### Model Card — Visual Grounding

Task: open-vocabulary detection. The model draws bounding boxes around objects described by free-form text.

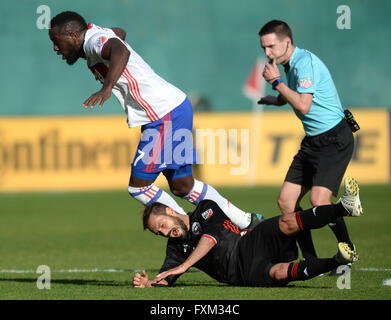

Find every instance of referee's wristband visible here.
[272,78,283,90]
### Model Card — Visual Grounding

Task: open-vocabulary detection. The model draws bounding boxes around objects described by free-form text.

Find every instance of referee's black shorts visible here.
[236,216,298,287]
[285,119,354,196]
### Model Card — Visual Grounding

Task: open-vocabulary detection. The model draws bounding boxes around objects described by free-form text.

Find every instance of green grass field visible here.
[0,184,390,300]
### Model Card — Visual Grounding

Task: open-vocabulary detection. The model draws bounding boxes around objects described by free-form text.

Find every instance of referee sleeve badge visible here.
[299,77,313,88]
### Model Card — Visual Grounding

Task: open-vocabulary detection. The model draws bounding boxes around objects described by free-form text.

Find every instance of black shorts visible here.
[236,216,298,287]
[285,119,354,196]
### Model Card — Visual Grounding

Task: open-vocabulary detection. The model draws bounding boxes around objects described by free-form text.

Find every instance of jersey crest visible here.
[191,222,202,235]
[95,36,107,47]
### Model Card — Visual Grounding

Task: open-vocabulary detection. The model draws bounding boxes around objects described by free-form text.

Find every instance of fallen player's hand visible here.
[82,88,111,109]
[132,270,149,288]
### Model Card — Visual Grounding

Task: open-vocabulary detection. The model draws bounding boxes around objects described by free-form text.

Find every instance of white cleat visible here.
[338,177,363,217]
[335,242,359,264]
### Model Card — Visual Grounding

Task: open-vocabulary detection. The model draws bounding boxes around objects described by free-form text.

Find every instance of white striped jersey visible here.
[83,23,187,128]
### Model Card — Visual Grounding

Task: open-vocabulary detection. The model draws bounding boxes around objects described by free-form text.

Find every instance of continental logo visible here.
[0,129,133,172]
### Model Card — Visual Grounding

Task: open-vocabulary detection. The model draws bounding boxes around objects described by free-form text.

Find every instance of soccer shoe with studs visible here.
[338,177,363,217]
[334,242,359,265]
[329,242,358,275]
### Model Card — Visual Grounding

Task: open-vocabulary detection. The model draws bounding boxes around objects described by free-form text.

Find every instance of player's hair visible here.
[259,20,293,43]
[142,203,168,230]
[50,11,88,33]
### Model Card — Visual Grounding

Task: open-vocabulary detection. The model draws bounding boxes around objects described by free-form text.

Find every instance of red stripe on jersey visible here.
[123,68,159,121]
[125,68,159,120]
[122,71,156,122]
[123,68,158,120]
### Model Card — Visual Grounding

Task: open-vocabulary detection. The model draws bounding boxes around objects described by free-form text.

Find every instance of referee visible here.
[132,177,362,288]
[257,20,358,265]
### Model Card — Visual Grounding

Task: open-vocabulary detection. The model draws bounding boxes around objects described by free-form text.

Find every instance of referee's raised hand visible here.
[262,59,281,84]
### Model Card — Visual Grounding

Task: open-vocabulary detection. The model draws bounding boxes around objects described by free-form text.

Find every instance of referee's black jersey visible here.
[159,200,246,286]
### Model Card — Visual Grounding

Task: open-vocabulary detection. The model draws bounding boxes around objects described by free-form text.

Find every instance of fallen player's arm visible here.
[82,38,130,109]
[153,235,216,282]
[111,27,126,40]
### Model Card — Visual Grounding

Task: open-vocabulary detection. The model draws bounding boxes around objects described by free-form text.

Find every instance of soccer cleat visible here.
[334,242,359,265]
[338,177,363,217]
[247,213,264,230]
[330,242,358,275]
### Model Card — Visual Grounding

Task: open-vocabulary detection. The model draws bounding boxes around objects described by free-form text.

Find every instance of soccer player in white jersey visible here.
[48,11,260,229]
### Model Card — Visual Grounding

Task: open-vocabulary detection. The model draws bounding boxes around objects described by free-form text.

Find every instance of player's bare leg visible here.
[167,175,194,197]
[278,182,316,258]
[309,186,332,206]
[129,175,155,188]
[277,181,308,214]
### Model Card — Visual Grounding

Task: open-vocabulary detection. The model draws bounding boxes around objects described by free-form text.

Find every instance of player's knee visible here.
[310,198,328,207]
[169,178,194,197]
[310,189,331,207]
[279,214,298,235]
[169,184,189,197]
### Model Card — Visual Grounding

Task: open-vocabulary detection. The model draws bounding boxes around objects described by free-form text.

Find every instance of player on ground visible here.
[133,177,363,288]
[257,20,359,268]
[48,11,258,229]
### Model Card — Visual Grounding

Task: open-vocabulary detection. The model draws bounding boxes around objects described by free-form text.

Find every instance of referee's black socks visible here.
[295,203,348,232]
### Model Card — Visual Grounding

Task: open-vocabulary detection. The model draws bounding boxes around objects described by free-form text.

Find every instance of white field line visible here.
[0,268,201,274]
[358,268,391,272]
[0,267,390,274]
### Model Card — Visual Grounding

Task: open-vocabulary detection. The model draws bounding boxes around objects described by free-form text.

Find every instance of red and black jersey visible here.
[159,200,249,286]
[159,200,299,287]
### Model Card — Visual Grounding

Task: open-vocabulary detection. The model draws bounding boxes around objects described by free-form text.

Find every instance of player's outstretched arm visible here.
[154,236,215,282]
[82,38,130,109]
